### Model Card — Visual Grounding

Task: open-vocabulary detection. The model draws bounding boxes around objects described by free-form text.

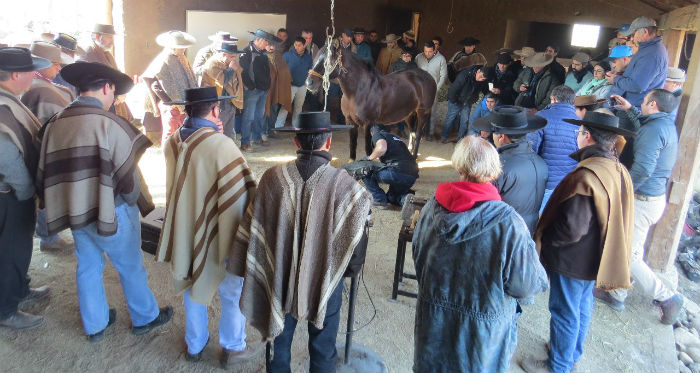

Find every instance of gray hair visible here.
[451,136,502,183]
[551,85,575,105]
[0,71,11,81]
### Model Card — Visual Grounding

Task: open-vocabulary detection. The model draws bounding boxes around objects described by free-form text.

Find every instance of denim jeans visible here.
[539,188,554,215]
[241,89,268,145]
[548,272,595,373]
[610,197,674,303]
[363,168,417,206]
[442,101,471,141]
[71,202,160,335]
[35,208,61,245]
[267,282,343,373]
[184,272,247,354]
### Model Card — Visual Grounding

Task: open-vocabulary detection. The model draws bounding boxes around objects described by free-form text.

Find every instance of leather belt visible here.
[634,193,665,201]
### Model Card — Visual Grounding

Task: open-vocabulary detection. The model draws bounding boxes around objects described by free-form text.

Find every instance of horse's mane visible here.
[345,50,382,78]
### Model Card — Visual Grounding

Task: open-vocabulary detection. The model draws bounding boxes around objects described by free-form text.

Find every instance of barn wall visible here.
[386,0,664,64]
[121,0,390,75]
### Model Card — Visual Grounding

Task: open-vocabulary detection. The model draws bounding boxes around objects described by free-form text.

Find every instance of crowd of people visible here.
[0,13,690,373]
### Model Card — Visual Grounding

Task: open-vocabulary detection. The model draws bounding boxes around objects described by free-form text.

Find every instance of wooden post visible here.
[662,29,686,68]
[645,28,700,271]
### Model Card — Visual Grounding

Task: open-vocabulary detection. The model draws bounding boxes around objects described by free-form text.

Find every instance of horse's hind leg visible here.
[349,126,358,160]
[412,110,430,159]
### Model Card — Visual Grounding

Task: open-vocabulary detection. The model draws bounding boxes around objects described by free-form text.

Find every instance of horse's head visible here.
[306,40,343,93]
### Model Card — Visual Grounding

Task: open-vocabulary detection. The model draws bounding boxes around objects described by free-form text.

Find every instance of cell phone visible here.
[488,83,494,91]
[609,97,617,106]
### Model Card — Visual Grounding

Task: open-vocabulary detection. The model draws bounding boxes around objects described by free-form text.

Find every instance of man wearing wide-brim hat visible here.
[514,52,562,111]
[511,46,535,87]
[376,33,402,75]
[521,109,635,373]
[473,105,548,232]
[52,33,84,95]
[398,30,418,57]
[21,41,76,252]
[81,23,135,124]
[155,86,258,366]
[194,31,238,82]
[142,30,198,145]
[573,94,606,119]
[238,29,282,151]
[227,110,370,372]
[36,61,174,342]
[447,36,486,83]
[663,67,685,123]
[200,43,245,139]
[0,47,52,331]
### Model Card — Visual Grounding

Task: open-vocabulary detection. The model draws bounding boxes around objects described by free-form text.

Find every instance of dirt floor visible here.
[0,129,689,372]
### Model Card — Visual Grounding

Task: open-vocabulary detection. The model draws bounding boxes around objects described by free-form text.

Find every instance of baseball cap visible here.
[622,17,656,37]
[607,45,633,60]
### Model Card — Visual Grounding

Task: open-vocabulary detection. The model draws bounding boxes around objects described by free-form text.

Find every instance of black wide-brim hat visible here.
[218,43,244,54]
[472,105,547,135]
[163,86,236,105]
[277,111,353,133]
[60,61,133,95]
[459,37,480,46]
[0,47,51,72]
[248,29,283,44]
[563,111,637,137]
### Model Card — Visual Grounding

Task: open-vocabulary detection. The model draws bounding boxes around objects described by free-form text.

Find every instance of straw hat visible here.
[523,52,554,68]
[381,34,400,43]
[156,30,196,48]
[513,47,535,58]
[93,24,116,35]
[29,41,72,65]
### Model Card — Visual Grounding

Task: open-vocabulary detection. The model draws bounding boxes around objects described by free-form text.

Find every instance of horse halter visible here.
[307,48,347,80]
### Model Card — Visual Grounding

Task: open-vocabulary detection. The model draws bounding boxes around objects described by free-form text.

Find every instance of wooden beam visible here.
[645,21,700,271]
[663,29,686,68]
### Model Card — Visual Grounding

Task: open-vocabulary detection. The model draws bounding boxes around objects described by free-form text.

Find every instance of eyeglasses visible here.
[574,129,589,136]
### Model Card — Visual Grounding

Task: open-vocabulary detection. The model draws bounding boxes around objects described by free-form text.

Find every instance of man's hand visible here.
[610,94,632,111]
[491,88,501,94]
[228,58,240,71]
[605,71,616,85]
[358,156,372,161]
[519,84,528,92]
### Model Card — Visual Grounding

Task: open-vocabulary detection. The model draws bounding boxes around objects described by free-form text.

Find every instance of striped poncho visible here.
[156,127,256,304]
[36,103,154,236]
[227,161,371,340]
[0,87,42,175]
[21,76,73,125]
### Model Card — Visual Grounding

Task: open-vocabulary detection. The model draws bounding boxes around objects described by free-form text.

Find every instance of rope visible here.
[322,0,336,111]
[446,0,455,34]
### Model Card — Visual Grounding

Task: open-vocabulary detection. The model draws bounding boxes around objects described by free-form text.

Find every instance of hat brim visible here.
[163,95,237,106]
[574,98,607,107]
[248,31,283,44]
[472,113,547,134]
[60,62,134,95]
[218,48,244,54]
[563,118,637,137]
[1,56,52,72]
[156,33,197,48]
[381,36,400,43]
[276,124,354,133]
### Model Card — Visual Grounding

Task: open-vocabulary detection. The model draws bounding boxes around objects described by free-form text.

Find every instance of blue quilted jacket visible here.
[527,102,580,190]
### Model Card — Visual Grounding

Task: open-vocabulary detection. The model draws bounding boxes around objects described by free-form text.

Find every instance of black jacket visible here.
[493,140,548,233]
[240,42,271,91]
[492,63,517,105]
[447,65,489,107]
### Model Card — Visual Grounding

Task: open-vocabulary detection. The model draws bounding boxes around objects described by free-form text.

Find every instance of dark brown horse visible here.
[306,42,436,160]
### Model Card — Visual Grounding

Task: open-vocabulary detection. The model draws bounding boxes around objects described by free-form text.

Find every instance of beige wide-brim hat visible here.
[523,52,554,68]
[156,30,196,48]
[666,67,686,82]
[513,46,535,58]
[30,41,72,65]
[381,33,400,43]
[403,31,416,41]
[574,95,606,107]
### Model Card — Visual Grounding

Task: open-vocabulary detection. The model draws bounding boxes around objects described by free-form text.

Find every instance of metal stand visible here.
[390,195,427,300]
[344,274,359,363]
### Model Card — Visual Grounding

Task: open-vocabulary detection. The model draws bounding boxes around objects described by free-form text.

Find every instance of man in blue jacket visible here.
[353,28,373,62]
[606,17,668,108]
[596,90,684,325]
[526,85,579,213]
[281,37,313,127]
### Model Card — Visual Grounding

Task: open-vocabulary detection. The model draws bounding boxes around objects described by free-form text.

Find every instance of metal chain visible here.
[322,0,336,111]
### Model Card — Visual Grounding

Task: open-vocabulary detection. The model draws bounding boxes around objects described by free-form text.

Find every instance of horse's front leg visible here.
[349,126,358,161]
[364,125,373,156]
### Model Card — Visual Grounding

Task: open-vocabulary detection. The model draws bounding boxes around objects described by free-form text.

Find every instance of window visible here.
[571,24,601,48]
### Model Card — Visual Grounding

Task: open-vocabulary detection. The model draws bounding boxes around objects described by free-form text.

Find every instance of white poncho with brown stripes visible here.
[156,127,256,304]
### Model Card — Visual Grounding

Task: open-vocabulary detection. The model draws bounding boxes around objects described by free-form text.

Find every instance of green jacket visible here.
[514,67,561,111]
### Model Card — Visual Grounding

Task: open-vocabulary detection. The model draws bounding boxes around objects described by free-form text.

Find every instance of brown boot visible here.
[220,344,262,369]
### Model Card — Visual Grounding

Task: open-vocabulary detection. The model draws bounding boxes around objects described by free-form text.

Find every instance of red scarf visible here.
[435,181,501,213]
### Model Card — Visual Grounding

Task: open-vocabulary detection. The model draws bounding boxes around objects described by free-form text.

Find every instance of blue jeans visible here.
[71,202,159,335]
[184,272,247,354]
[442,101,471,141]
[241,89,268,145]
[35,208,60,245]
[539,188,554,215]
[363,168,417,206]
[267,282,343,373]
[548,273,595,373]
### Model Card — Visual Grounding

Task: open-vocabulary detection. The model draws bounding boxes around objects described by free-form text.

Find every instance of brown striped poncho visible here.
[227,161,371,341]
[21,77,73,125]
[156,127,256,304]
[0,87,43,175]
[36,103,154,236]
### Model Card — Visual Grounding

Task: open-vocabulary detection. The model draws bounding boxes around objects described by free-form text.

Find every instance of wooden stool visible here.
[391,195,427,300]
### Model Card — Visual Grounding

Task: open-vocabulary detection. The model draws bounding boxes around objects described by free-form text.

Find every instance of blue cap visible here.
[617,24,631,33]
[607,45,633,60]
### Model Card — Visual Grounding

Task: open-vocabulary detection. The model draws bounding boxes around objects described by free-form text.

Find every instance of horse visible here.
[306,41,437,160]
